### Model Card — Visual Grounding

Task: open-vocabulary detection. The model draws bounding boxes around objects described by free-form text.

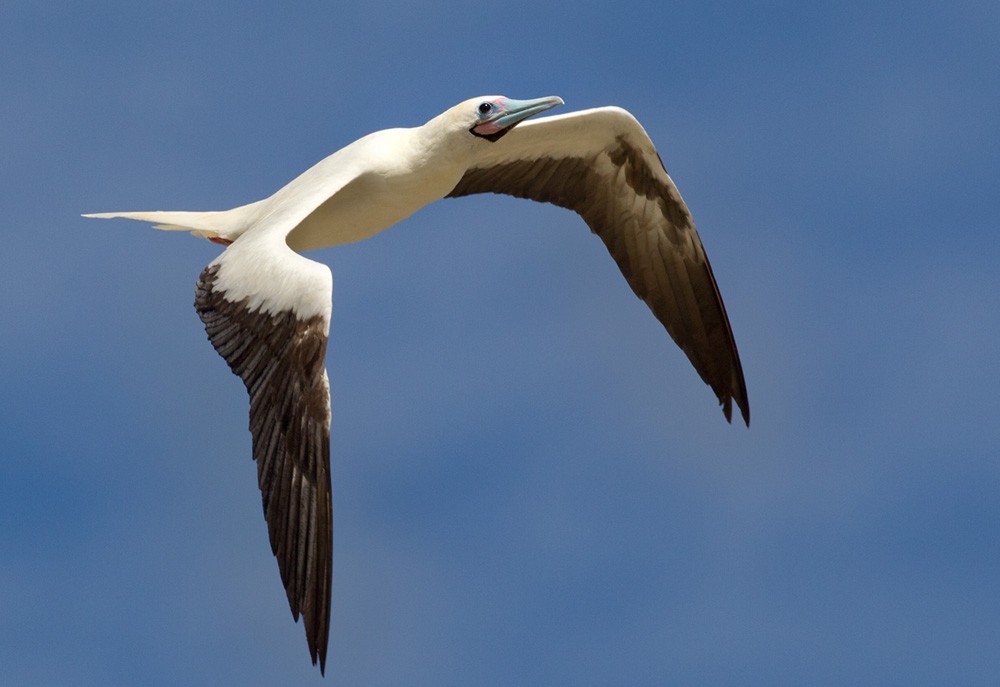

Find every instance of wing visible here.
[194,239,333,673]
[88,135,375,672]
[447,107,749,425]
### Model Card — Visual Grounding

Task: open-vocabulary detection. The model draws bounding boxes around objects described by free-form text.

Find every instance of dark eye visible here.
[478,102,493,115]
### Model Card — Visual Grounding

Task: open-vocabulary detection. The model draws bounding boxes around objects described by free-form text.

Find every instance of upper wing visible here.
[447,107,749,425]
[194,238,333,672]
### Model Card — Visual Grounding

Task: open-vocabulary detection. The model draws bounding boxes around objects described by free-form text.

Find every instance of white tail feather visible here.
[83,200,267,242]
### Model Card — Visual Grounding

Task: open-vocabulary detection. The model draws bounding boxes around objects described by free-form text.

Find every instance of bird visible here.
[84,95,749,673]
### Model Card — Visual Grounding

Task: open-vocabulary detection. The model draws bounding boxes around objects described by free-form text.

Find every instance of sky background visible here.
[3,1,999,684]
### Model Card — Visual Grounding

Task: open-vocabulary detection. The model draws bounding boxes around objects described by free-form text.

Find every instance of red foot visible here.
[209,236,234,246]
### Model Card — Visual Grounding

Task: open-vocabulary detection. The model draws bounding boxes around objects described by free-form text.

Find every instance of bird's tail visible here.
[83,199,267,244]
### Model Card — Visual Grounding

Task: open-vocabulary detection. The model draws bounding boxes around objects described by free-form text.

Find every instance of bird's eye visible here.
[478,102,493,115]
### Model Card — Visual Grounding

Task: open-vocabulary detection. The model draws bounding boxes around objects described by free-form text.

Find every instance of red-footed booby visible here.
[84,95,749,673]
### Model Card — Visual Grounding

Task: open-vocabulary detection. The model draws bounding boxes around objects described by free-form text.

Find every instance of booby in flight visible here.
[85,95,749,673]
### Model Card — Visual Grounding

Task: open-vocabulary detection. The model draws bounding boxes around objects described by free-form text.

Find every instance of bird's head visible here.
[433,95,564,143]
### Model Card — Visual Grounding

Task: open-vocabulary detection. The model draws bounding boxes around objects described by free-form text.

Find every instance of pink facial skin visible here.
[472,97,509,136]
[472,121,503,136]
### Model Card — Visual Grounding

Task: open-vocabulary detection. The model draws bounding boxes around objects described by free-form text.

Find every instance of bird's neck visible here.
[413,116,475,167]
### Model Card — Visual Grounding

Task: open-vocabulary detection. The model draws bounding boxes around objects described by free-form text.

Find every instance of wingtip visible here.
[288,589,328,675]
[736,384,750,427]
[722,395,750,428]
[309,640,328,675]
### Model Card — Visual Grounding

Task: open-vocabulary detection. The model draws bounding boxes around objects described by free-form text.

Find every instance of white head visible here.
[430,95,564,143]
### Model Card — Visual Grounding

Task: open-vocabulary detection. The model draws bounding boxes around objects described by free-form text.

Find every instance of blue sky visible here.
[3,1,998,684]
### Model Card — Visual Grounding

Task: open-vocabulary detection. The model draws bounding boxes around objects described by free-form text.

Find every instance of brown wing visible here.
[195,263,332,672]
[448,116,748,425]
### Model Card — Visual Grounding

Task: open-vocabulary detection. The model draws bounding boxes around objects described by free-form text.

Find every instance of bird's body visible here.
[85,95,749,673]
